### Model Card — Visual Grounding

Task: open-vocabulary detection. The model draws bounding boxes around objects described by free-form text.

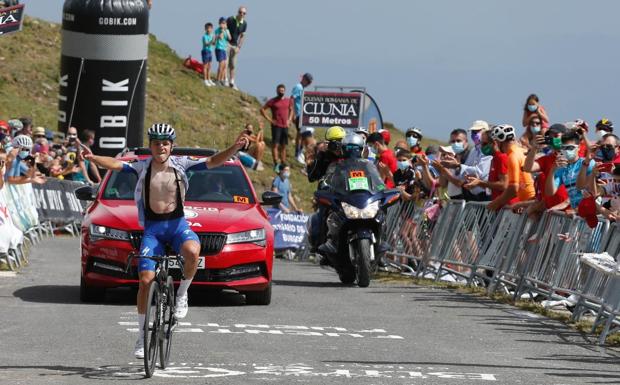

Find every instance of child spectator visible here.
[214,17,231,86]
[271,164,301,213]
[201,22,215,86]
[366,132,397,188]
[547,132,595,210]
[487,124,535,211]
[521,93,549,129]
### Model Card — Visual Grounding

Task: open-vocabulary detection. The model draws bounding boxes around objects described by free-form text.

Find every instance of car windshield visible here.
[324,158,385,195]
[102,164,255,204]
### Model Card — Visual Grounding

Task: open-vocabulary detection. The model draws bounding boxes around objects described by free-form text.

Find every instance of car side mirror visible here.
[75,185,96,201]
[261,191,282,206]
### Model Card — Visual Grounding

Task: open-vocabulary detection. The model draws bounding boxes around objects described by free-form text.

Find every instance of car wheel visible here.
[245,283,271,306]
[80,276,106,303]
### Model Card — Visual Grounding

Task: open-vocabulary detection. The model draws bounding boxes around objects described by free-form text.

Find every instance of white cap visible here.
[469,120,489,131]
[439,145,455,155]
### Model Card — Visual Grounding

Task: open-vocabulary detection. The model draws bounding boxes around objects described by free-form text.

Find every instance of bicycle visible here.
[126,251,184,378]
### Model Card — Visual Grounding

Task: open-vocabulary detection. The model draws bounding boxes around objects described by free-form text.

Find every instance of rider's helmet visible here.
[342,133,365,159]
[147,123,176,142]
[491,124,515,142]
[12,134,33,150]
[325,125,346,141]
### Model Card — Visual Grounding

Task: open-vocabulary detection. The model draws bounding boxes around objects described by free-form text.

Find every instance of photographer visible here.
[5,135,45,185]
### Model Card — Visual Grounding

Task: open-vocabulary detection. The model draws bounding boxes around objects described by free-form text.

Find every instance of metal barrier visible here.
[384,198,620,345]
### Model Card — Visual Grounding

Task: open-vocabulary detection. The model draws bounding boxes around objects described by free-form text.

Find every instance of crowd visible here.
[0,118,101,187]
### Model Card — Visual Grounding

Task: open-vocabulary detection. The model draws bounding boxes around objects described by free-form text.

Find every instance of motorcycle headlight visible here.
[226,228,266,246]
[341,201,379,219]
[89,224,130,241]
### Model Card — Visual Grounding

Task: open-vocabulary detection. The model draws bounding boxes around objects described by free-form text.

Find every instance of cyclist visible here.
[81,123,249,358]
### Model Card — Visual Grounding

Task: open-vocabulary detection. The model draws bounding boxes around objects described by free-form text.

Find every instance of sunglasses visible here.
[239,11,246,15]
[561,145,578,151]
[406,133,421,138]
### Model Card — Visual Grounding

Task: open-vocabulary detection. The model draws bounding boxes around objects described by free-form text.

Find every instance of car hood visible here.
[90,200,266,233]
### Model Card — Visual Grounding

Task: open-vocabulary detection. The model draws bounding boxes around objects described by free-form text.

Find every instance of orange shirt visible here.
[506,143,535,202]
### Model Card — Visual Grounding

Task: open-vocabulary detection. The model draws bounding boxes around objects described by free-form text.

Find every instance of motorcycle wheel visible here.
[353,238,372,288]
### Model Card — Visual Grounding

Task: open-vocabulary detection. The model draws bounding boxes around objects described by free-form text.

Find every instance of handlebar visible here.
[125,252,185,274]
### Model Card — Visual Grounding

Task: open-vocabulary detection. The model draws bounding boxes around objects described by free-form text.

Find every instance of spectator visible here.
[243,123,266,164]
[521,94,549,129]
[0,120,10,151]
[520,115,547,149]
[597,164,620,221]
[393,139,408,153]
[463,128,512,203]
[79,129,102,183]
[440,125,492,201]
[261,84,291,169]
[299,127,316,168]
[18,117,33,137]
[226,6,248,90]
[7,119,22,137]
[394,149,432,203]
[379,129,391,146]
[432,146,461,201]
[201,22,215,87]
[214,17,231,86]
[291,73,313,162]
[5,135,45,185]
[595,118,614,142]
[522,123,570,217]
[272,164,300,213]
[367,132,397,188]
[598,133,620,165]
[405,127,424,156]
[547,131,595,210]
[487,124,535,211]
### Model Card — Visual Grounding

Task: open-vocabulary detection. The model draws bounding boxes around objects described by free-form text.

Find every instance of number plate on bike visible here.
[169,257,205,269]
[348,177,369,191]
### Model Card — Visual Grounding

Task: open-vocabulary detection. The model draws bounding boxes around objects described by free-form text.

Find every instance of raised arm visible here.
[205,131,249,169]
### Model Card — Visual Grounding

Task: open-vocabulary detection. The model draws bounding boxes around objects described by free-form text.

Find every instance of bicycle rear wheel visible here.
[144,282,161,378]
[159,275,175,369]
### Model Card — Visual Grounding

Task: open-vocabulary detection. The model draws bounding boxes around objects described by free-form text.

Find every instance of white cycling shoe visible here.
[174,293,189,319]
[134,338,144,359]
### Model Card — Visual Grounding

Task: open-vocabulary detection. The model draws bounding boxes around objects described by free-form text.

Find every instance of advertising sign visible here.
[266,208,309,250]
[0,4,25,36]
[300,91,363,129]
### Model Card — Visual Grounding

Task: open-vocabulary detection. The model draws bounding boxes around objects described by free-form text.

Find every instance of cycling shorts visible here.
[138,217,200,272]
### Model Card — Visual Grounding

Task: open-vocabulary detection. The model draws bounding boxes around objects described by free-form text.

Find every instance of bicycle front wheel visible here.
[144,282,161,378]
[159,275,175,369]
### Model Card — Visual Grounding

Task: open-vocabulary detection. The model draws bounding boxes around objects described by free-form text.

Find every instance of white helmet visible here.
[491,124,515,142]
[147,123,176,141]
[406,127,423,137]
[12,134,33,149]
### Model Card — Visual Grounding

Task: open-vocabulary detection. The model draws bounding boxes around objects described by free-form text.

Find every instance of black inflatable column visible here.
[58,0,149,156]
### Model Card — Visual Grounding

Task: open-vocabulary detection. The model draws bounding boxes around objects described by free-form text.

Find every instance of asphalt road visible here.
[1,237,619,384]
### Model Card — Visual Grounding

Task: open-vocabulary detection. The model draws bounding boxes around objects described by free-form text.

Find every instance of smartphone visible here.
[598,162,614,174]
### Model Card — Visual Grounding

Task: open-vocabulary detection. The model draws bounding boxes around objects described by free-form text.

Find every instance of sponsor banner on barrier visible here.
[266,208,309,250]
[0,4,25,36]
[300,91,362,129]
[32,179,87,222]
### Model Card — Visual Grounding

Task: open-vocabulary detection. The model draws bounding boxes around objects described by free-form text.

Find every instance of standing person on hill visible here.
[226,6,248,90]
[214,17,231,86]
[201,22,216,86]
[291,73,314,163]
[261,84,292,171]
[521,93,549,129]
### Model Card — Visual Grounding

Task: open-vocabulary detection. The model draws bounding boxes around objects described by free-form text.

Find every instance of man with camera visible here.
[5,135,46,185]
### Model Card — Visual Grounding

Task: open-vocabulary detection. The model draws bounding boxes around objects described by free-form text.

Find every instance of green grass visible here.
[0,17,443,210]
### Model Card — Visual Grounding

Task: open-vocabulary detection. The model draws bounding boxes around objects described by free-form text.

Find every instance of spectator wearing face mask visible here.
[521,94,549,129]
[366,132,397,188]
[440,123,492,201]
[520,115,547,149]
[522,123,570,216]
[271,164,300,213]
[488,124,535,211]
[405,127,424,156]
[547,132,595,210]
[394,150,417,202]
[261,83,292,169]
[5,135,45,185]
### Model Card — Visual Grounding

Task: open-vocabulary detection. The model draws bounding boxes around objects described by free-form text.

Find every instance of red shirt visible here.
[488,152,518,203]
[377,149,397,188]
[265,96,290,128]
[536,153,569,208]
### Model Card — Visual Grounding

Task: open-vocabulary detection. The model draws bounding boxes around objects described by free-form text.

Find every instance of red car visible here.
[75,148,281,305]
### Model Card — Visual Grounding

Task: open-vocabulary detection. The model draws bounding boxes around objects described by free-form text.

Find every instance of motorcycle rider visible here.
[306,126,346,258]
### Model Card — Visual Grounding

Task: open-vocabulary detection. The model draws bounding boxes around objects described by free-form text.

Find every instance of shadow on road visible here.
[0,364,145,381]
[273,279,351,288]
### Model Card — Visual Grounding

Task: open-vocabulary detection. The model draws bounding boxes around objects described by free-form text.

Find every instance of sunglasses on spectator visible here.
[239,11,246,15]
[561,145,578,151]
[406,133,421,138]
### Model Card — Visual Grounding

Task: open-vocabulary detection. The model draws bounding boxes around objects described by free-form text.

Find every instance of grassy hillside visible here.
[0,17,441,210]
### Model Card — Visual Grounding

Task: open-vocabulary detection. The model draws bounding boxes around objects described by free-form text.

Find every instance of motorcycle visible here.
[310,158,400,287]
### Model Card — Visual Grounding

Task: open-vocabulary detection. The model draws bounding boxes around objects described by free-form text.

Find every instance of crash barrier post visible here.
[384,200,618,344]
[0,179,87,271]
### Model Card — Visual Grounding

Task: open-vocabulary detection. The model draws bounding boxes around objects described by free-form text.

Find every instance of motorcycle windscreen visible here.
[326,158,385,194]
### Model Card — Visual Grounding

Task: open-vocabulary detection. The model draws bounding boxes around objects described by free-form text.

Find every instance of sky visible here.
[23,0,620,141]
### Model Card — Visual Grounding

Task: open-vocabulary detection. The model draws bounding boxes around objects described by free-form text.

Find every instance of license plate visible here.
[169,256,205,269]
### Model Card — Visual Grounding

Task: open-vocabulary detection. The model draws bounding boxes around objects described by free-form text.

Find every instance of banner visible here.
[266,208,309,250]
[300,91,363,129]
[0,4,25,36]
[32,179,87,222]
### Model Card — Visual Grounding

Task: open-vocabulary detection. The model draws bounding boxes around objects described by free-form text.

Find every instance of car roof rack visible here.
[120,147,219,157]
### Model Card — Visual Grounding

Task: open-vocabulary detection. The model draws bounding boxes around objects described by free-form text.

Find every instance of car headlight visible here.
[89,224,130,241]
[341,201,379,219]
[226,228,266,246]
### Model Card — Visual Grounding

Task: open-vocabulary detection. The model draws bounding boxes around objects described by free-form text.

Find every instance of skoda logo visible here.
[184,209,198,219]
